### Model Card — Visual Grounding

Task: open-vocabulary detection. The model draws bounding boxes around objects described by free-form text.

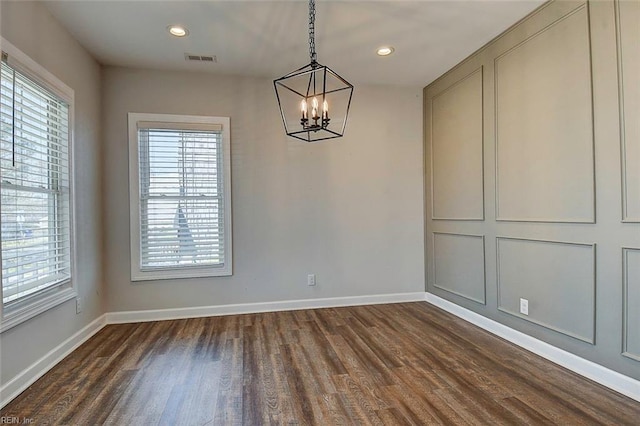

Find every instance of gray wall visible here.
[102,66,424,312]
[424,0,640,379]
[0,1,103,385]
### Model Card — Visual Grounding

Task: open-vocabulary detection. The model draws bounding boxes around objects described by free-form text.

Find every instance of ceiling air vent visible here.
[185,53,217,63]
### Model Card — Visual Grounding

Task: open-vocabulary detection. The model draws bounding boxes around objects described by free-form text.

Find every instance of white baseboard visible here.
[0,314,107,409]
[425,292,640,403]
[106,292,427,324]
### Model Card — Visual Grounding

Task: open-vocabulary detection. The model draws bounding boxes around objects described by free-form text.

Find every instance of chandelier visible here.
[273,0,354,142]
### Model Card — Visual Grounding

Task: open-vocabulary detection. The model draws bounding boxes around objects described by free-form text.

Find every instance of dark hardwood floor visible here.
[2,302,639,425]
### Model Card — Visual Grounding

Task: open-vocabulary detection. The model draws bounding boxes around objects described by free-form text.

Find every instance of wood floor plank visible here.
[242,323,269,426]
[265,351,297,423]
[333,373,384,425]
[390,366,469,424]
[213,337,243,425]
[500,396,555,425]
[345,317,404,369]
[326,333,392,411]
[280,343,318,424]
[304,320,348,375]
[335,324,397,387]
[334,375,386,426]
[381,384,443,425]
[299,341,339,395]
[2,302,639,425]
[376,406,413,425]
[318,392,351,425]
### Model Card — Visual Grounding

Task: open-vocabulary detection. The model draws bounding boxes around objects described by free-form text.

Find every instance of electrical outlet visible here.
[307,274,316,286]
[76,297,83,314]
[519,298,529,316]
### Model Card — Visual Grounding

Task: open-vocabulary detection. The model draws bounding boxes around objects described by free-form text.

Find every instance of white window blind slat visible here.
[137,121,222,132]
[1,60,72,306]
[0,130,69,154]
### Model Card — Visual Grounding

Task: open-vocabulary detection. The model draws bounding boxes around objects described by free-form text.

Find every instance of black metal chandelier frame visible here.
[273,0,353,142]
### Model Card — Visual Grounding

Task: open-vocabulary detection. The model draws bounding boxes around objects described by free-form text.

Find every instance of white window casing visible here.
[0,39,76,332]
[128,113,232,281]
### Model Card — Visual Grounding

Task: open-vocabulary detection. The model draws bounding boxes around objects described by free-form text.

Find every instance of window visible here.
[128,113,232,280]
[0,40,75,332]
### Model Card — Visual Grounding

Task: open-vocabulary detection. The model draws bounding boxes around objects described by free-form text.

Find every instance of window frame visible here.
[128,113,233,281]
[0,39,77,333]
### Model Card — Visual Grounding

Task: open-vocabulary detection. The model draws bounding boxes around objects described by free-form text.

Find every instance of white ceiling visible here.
[44,0,545,87]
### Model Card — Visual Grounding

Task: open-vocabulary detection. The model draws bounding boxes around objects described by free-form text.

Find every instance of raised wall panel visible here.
[495,6,595,223]
[431,68,484,220]
[623,248,640,360]
[616,0,640,222]
[433,233,485,304]
[497,238,595,343]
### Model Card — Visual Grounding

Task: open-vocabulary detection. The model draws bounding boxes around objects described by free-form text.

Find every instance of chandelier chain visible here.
[308,0,317,63]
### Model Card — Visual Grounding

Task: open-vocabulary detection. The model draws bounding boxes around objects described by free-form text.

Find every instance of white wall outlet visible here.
[519,298,529,316]
[307,274,316,286]
[76,297,83,314]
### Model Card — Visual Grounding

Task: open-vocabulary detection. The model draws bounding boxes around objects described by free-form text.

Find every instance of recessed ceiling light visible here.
[167,25,189,37]
[377,46,394,56]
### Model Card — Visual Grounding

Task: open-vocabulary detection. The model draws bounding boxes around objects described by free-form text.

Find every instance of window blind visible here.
[0,60,71,305]
[137,125,226,270]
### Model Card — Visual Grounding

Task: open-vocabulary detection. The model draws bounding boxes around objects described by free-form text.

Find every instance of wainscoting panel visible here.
[433,233,486,304]
[431,68,484,220]
[495,5,595,223]
[623,248,640,360]
[497,237,596,343]
[616,0,640,222]
[425,0,640,381]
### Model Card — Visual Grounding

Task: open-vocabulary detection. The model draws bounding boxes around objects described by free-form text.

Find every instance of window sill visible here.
[132,264,232,281]
[1,286,77,333]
